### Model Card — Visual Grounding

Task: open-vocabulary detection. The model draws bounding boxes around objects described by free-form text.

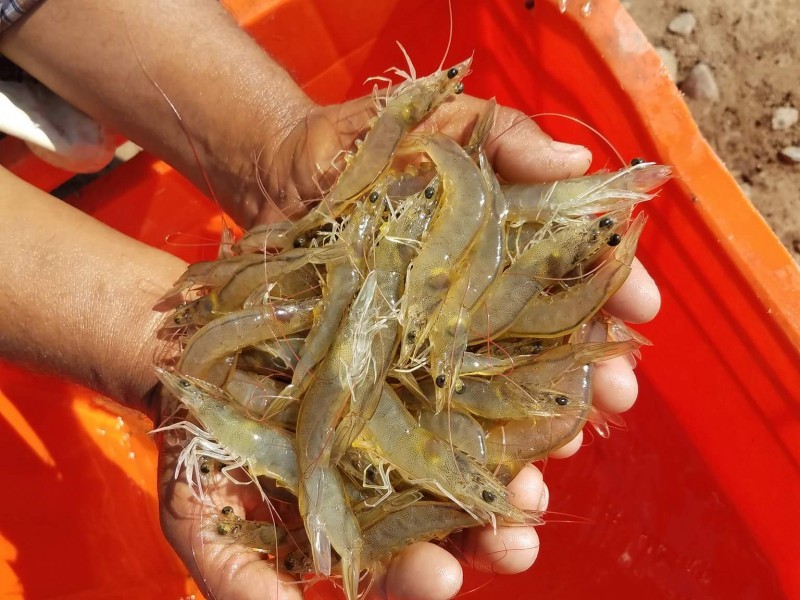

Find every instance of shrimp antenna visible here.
[437,0,455,71]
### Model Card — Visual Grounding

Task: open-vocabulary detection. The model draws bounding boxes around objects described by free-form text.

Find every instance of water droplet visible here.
[581,1,592,16]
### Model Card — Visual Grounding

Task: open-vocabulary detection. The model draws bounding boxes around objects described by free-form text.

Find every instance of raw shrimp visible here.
[178,299,317,384]
[160,253,265,302]
[289,193,383,396]
[171,245,340,327]
[330,181,441,463]
[154,368,299,494]
[360,385,528,524]
[507,213,646,337]
[417,406,487,463]
[212,506,290,555]
[459,351,540,377]
[272,58,472,250]
[399,132,490,364]
[502,162,671,223]
[468,211,629,342]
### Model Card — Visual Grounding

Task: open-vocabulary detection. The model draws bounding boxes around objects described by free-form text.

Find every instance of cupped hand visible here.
[159,92,661,600]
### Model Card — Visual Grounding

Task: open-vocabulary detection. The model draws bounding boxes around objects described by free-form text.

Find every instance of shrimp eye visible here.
[178,379,191,388]
[365,465,378,483]
[407,331,416,342]
[200,461,211,474]
[217,523,232,536]
[447,67,459,79]
[424,186,436,199]
[630,157,646,166]
[284,556,297,570]
[221,506,234,516]
[530,341,543,354]
[599,216,614,229]
[435,374,447,388]
[293,236,306,248]
[555,395,569,406]
[369,191,380,203]
[482,490,496,503]
[454,82,464,94]
[607,233,622,246]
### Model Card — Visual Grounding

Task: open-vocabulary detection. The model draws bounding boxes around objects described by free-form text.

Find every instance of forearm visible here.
[0,167,184,415]
[0,0,314,225]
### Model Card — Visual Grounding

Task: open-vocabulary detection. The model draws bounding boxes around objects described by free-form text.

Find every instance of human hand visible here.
[156,92,661,599]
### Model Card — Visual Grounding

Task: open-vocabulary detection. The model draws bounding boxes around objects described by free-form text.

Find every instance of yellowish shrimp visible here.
[450,340,641,420]
[459,351,541,377]
[273,58,473,250]
[329,181,441,463]
[212,506,290,555]
[360,385,529,525]
[399,132,490,364]
[506,213,646,337]
[178,299,317,384]
[502,162,671,223]
[288,193,383,397]
[172,245,341,327]
[160,253,265,303]
[468,211,628,342]
[417,406,487,464]
[295,275,386,597]
[154,368,299,494]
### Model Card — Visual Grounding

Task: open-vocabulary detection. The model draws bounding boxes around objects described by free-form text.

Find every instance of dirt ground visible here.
[625,0,800,262]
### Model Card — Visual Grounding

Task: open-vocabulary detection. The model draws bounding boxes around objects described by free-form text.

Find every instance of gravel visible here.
[772,107,799,131]
[668,11,696,36]
[681,62,720,102]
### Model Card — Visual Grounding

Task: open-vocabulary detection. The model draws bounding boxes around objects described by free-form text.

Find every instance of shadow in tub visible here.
[0,362,191,599]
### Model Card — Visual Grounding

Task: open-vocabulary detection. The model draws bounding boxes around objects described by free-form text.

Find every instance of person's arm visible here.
[0,165,182,415]
[0,0,314,226]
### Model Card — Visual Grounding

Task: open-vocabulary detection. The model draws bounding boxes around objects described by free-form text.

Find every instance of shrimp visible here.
[449,340,641,420]
[502,162,671,224]
[154,368,299,494]
[159,253,265,303]
[459,351,541,377]
[468,211,629,342]
[288,193,383,397]
[329,181,441,463]
[360,385,529,525]
[178,299,317,384]
[212,506,290,555]
[506,213,646,337]
[171,245,341,327]
[426,142,509,411]
[417,406,487,464]
[295,275,387,596]
[271,58,473,250]
[399,132,490,364]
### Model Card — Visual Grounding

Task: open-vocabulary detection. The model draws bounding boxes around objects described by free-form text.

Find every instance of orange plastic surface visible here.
[2,0,799,598]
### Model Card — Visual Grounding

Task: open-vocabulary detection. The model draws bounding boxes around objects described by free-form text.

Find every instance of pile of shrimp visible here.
[155,57,671,599]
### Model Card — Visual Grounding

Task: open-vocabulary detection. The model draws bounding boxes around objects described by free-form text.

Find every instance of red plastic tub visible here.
[2,0,799,598]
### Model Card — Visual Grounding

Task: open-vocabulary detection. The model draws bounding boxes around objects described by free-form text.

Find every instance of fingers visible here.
[458,465,546,575]
[381,543,464,600]
[604,257,661,323]
[426,95,592,183]
[158,444,301,600]
[549,429,584,459]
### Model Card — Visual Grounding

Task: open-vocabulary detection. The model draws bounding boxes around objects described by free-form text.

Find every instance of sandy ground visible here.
[626,0,800,262]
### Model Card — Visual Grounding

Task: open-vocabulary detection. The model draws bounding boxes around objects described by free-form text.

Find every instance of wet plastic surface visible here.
[2,0,799,598]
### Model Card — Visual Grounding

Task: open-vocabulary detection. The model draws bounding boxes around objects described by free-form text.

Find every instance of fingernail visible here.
[538,484,550,512]
[550,140,590,157]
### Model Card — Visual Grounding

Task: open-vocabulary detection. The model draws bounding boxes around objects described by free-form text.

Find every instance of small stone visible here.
[654,46,678,81]
[668,11,696,36]
[772,107,799,131]
[778,146,800,164]
[681,63,720,102]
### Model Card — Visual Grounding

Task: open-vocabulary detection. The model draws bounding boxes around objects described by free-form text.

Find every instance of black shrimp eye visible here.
[555,395,569,406]
[607,233,622,247]
[221,506,234,516]
[200,461,211,474]
[630,157,645,166]
[435,374,447,388]
[599,216,614,229]
[454,82,464,94]
[284,556,297,570]
[406,331,416,342]
[482,490,496,503]
[293,236,306,248]
[178,379,191,388]
[447,67,459,79]
[424,186,436,199]
[369,190,380,203]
